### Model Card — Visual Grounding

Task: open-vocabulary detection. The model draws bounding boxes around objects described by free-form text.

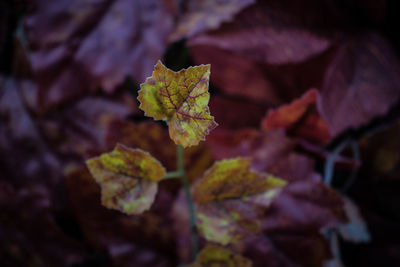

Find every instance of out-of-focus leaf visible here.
[319,33,400,136]
[0,182,88,266]
[338,197,371,243]
[189,244,252,267]
[190,44,336,108]
[261,88,331,144]
[65,167,179,266]
[189,0,338,65]
[205,129,348,266]
[86,144,166,215]
[190,45,280,105]
[209,96,267,130]
[192,158,286,245]
[138,60,217,147]
[170,0,255,42]
[208,129,314,182]
[24,0,173,110]
[106,119,214,181]
[38,93,136,157]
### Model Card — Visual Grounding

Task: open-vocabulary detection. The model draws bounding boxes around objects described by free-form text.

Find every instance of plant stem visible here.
[164,170,184,179]
[177,145,198,261]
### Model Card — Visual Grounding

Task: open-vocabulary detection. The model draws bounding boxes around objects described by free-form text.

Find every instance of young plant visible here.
[86,60,287,265]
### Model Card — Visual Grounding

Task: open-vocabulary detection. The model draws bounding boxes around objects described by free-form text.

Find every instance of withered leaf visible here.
[86,143,166,215]
[138,60,217,147]
[192,158,287,245]
[189,244,252,267]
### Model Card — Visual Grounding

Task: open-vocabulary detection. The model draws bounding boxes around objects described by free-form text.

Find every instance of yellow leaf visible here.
[192,158,287,245]
[86,143,166,215]
[189,244,252,267]
[138,60,217,147]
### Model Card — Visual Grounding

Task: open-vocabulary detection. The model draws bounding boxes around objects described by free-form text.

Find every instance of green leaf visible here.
[86,143,166,215]
[192,158,287,245]
[138,60,218,147]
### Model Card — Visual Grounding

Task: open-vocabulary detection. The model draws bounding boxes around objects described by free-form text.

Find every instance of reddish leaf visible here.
[25,0,173,110]
[261,88,332,144]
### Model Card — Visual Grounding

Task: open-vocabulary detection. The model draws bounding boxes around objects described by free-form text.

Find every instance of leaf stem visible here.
[177,144,198,261]
[164,170,184,179]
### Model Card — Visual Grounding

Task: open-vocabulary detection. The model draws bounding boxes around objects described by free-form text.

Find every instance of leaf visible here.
[86,143,166,215]
[138,60,218,147]
[65,167,179,266]
[189,244,252,267]
[188,0,337,65]
[169,0,255,42]
[190,45,280,105]
[106,120,214,181]
[207,129,314,182]
[319,33,400,136]
[261,88,332,144]
[192,158,287,245]
[25,0,173,110]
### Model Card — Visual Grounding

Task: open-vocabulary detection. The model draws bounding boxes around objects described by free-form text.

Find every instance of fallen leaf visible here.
[86,143,166,215]
[138,60,217,147]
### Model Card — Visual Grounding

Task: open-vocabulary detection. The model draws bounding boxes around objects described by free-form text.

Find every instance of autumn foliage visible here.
[1,0,400,266]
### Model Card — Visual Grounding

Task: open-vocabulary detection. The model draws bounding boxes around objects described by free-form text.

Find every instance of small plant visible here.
[86,60,287,265]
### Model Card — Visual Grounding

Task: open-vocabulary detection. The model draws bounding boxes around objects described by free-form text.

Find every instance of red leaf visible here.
[261,88,332,144]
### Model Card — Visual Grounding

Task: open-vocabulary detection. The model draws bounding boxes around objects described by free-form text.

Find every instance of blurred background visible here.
[1,0,400,266]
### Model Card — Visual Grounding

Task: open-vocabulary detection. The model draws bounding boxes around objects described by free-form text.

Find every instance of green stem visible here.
[164,171,184,179]
[177,145,198,261]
